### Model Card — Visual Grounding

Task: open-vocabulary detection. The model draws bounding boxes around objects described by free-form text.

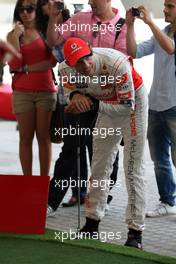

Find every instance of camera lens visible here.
[131,7,140,17]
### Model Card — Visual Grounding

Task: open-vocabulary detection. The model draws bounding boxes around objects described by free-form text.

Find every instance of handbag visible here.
[50,71,66,143]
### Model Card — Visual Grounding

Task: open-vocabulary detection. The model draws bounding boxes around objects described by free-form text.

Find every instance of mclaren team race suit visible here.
[59,47,148,231]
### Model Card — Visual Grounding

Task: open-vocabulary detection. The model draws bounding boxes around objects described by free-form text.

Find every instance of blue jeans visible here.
[148,107,176,206]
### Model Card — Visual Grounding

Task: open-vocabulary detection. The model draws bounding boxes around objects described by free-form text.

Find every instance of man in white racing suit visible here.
[60,37,148,249]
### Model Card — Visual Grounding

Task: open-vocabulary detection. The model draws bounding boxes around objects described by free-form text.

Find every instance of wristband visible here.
[22,64,29,74]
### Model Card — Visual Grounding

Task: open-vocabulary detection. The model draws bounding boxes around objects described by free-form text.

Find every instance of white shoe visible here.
[47,206,56,217]
[146,203,176,218]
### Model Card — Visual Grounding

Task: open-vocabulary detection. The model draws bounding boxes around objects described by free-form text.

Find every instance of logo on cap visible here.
[71,43,77,50]
[63,37,92,66]
[70,43,82,55]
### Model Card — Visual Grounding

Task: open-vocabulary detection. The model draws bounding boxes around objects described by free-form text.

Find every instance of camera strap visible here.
[114,17,125,47]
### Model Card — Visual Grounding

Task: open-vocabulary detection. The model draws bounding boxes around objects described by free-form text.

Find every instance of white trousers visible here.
[86,86,148,231]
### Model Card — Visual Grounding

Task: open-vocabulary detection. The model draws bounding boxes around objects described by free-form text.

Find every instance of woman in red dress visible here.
[7,0,57,176]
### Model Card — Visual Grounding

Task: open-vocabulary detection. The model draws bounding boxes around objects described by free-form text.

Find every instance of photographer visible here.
[126,2,176,218]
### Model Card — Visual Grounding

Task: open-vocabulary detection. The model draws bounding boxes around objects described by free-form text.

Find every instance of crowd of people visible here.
[1,0,176,250]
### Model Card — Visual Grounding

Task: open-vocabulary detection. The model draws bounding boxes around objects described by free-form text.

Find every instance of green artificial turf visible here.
[0,230,175,264]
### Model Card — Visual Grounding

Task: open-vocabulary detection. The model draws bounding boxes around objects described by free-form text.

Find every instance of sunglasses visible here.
[18,5,36,14]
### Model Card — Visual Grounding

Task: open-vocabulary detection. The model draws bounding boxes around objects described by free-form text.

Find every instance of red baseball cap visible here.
[63,37,92,66]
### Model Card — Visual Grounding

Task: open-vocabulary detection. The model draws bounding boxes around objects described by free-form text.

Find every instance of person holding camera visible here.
[126,2,176,217]
[36,0,70,62]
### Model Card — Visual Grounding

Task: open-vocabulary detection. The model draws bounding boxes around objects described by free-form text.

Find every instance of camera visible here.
[131,7,140,17]
[62,9,71,22]
[57,1,64,10]
[54,1,70,22]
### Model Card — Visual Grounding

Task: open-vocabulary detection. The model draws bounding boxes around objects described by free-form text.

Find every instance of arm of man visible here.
[99,60,135,118]
[126,10,137,58]
[126,8,156,58]
[64,93,93,113]
[58,62,93,113]
[138,6,174,54]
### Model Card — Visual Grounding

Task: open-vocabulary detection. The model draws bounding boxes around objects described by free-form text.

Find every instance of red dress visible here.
[9,37,56,92]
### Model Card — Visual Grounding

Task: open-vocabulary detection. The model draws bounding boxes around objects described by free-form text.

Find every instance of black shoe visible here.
[105,195,113,213]
[124,229,143,250]
[77,225,99,240]
[62,196,85,207]
[76,217,100,240]
[107,194,113,204]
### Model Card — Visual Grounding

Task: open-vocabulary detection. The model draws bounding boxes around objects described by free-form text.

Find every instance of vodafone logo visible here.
[70,43,82,54]
[71,43,77,50]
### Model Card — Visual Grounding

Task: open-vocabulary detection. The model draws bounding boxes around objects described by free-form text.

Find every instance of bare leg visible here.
[36,107,52,176]
[16,110,35,175]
